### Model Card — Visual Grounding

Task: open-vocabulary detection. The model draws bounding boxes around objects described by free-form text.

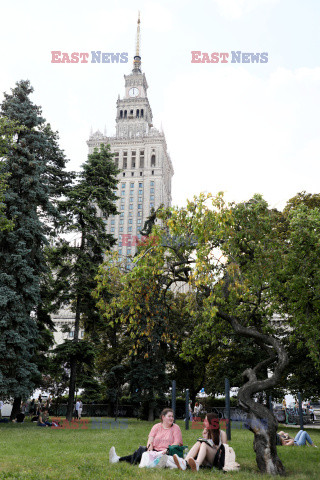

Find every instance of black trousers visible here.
[119,446,148,465]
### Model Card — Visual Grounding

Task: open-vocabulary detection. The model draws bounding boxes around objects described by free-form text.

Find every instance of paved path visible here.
[279,423,320,429]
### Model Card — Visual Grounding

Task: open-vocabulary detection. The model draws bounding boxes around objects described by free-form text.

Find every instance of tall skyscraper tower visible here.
[87,13,174,258]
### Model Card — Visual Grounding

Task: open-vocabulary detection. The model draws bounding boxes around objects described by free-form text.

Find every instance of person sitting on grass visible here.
[173,412,227,472]
[277,430,318,447]
[109,408,183,467]
[37,409,52,427]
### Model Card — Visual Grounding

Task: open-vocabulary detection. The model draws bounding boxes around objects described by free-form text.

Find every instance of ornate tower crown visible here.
[115,12,154,138]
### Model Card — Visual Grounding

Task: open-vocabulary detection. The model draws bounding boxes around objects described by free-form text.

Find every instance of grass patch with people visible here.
[0,418,319,479]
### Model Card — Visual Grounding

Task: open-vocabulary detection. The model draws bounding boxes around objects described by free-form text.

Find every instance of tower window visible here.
[140,172,142,176]
[139,150,144,168]
[136,109,139,118]
[152,170,154,175]
[151,154,156,167]
[141,109,144,117]
[123,152,127,169]
[123,172,125,177]
[124,110,127,118]
[114,152,119,168]
[120,110,123,118]
[131,172,134,176]
[130,110,133,115]
[131,151,136,168]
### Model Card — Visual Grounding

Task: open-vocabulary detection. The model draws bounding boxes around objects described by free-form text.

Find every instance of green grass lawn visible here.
[0,419,319,479]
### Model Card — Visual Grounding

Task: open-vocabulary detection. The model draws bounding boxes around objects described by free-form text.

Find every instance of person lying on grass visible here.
[173,412,227,472]
[277,430,318,447]
[109,408,183,467]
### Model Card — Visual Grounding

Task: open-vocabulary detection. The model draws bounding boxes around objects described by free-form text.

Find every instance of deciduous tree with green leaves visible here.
[111,191,320,475]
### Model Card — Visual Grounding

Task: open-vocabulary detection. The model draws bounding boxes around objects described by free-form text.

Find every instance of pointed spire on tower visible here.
[136,11,141,57]
[133,11,142,73]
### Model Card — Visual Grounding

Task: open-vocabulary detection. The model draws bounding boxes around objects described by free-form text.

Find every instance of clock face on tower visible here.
[129,87,139,97]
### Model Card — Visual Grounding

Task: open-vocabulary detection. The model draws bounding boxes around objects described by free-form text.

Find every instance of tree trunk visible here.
[66,357,77,421]
[66,296,81,422]
[217,311,289,475]
[10,397,21,421]
[115,392,118,421]
[238,388,285,475]
[148,404,154,422]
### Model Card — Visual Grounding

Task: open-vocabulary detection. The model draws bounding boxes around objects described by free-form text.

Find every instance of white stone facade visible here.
[87,55,174,257]
[51,309,84,345]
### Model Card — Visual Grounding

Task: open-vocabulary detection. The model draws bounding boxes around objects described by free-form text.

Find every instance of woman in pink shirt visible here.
[109,408,183,465]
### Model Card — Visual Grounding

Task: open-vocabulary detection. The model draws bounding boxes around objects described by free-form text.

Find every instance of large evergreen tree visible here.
[0,80,71,416]
[0,116,21,232]
[48,144,119,421]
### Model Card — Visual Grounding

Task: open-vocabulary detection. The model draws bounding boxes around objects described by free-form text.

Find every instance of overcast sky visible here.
[1,0,319,210]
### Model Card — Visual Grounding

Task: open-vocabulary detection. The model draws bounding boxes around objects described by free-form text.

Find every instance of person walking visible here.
[78,400,83,420]
[75,400,80,419]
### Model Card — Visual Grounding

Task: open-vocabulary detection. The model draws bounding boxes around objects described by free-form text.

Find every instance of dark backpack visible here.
[213,444,225,470]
